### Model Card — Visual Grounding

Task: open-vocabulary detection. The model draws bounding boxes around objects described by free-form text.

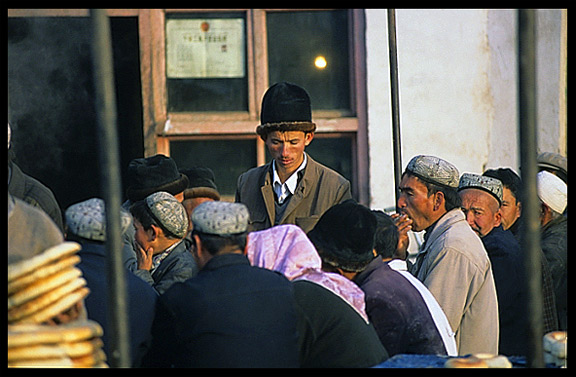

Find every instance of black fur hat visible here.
[307,199,377,272]
[256,82,316,139]
[180,166,221,201]
[126,154,189,202]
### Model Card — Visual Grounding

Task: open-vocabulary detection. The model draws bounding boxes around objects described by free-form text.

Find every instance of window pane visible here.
[169,139,256,198]
[267,10,351,112]
[166,12,248,112]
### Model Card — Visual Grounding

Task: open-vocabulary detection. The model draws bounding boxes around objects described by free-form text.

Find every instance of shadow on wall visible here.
[8,16,143,210]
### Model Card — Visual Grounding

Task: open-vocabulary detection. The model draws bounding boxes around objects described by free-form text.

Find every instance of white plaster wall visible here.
[366,9,567,210]
[486,9,518,170]
[367,9,493,210]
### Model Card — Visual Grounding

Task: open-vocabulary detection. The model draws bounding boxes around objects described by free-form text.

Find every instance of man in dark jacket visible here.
[483,167,558,334]
[308,200,446,357]
[459,173,529,356]
[235,82,351,233]
[130,191,198,295]
[65,198,157,367]
[122,154,190,272]
[537,170,567,330]
[143,201,300,368]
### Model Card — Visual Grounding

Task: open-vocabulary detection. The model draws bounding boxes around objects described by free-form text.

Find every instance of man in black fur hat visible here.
[122,154,189,271]
[235,82,352,233]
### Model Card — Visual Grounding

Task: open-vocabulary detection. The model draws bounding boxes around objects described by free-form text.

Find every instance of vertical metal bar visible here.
[518,9,544,368]
[387,9,402,209]
[90,9,131,367]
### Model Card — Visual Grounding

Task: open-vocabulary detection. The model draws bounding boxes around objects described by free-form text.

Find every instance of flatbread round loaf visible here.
[8,320,104,348]
[8,343,68,361]
[62,338,104,358]
[8,255,81,295]
[8,242,81,282]
[8,339,104,364]
[8,267,82,310]
[8,356,74,368]
[15,287,90,324]
[70,349,107,367]
[8,277,87,322]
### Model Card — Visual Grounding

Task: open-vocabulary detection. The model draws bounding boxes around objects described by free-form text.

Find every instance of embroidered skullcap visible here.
[537,171,567,214]
[458,172,504,205]
[192,201,250,236]
[145,191,188,238]
[405,155,460,188]
[65,198,132,242]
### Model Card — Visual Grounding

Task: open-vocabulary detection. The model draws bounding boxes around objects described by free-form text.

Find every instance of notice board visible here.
[166,18,245,78]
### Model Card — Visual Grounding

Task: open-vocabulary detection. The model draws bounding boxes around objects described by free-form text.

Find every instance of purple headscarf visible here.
[246,224,369,323]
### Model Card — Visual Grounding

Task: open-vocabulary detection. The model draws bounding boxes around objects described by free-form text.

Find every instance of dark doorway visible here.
[8,16,144,213]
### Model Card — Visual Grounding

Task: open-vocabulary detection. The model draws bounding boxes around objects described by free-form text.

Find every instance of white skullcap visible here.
[537,171,567,214]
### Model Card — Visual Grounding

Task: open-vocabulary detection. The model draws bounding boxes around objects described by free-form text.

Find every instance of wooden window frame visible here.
[150,9,368,202]
[7,8,369,203]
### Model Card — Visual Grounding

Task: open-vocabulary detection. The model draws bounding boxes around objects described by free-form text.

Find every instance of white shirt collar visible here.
[387,258,408,271]
[272,153,307,204]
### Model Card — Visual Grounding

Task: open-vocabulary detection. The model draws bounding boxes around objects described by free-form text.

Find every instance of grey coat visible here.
[411,209,499,355]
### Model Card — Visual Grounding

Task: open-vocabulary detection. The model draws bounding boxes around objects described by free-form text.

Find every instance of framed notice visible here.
[166,18,245,78]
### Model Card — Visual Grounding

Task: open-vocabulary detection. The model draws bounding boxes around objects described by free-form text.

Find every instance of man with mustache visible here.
[397,155,498,356]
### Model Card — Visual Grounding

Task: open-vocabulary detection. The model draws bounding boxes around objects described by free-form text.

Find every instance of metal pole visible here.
[90,9,131,367]
[518,9,544,368]
[388,9,402,209]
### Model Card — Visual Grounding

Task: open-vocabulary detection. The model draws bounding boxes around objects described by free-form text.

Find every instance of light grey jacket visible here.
[411,208,499,355]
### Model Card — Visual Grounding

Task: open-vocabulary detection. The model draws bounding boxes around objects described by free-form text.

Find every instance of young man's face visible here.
[133,218,153,252]
[499,187,521,230]
[264,130,313,173]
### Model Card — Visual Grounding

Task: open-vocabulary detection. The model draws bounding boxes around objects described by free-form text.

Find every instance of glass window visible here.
[266,10,350,112]
[306,137,353,182]
[169,139,256,198]
[165,12,248,112]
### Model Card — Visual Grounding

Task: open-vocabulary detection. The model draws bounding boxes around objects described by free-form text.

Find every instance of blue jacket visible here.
[482,225,529,356]
[143,253,301,367]
[76,241,158,367]
[133,239,199,295]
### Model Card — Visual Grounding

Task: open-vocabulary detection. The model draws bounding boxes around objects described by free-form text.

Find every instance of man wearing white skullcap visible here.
[537,170,567,330]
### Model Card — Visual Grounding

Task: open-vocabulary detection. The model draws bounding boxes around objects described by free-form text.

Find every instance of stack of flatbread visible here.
[8,241,108,367]
[8,242,89,325]
[8,320,108,367]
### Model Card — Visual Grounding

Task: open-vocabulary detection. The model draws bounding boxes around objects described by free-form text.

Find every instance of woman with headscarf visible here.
[246,224,388,368]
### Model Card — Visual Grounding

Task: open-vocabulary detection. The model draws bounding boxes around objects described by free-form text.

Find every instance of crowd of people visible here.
[8,82,567,368]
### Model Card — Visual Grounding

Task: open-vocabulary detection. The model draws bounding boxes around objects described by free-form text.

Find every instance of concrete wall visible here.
[365,9,567,210]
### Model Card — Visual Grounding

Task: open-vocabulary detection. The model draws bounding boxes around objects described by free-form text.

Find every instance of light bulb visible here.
[314,55,327,69]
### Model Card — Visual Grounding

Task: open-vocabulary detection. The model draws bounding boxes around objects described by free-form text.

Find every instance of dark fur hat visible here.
[181,166,221,201]
[256,82,316,139]
[307,199,377,272]
[126,154,189,202]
